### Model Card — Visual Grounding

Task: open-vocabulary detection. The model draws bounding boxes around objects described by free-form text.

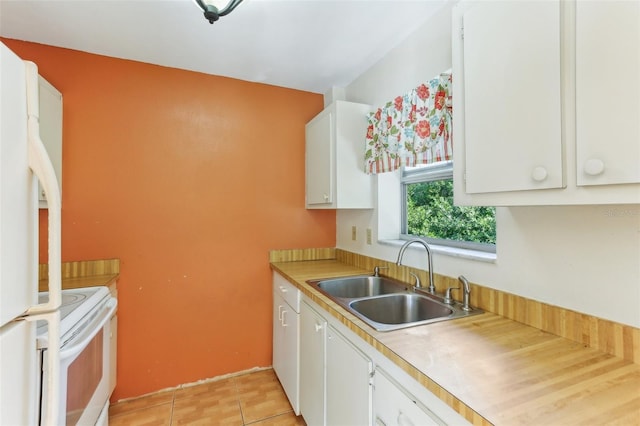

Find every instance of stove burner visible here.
[61,293,86,306]
[36,286,110,347]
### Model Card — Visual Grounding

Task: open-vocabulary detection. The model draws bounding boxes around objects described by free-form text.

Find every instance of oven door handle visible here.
[60,299,117,360]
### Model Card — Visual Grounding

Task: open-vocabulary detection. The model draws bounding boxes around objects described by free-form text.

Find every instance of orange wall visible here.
[2,39,335,401]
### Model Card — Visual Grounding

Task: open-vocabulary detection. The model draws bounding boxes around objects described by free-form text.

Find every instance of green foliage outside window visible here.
[407,180,496,244]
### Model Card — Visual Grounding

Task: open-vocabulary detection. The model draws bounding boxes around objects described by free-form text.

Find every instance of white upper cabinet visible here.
[306,110,333,206]
[575,0,640,187]
[453,0,640,206]
[305,101,373,209]
[38,76,63,209]
[461,1,564,194]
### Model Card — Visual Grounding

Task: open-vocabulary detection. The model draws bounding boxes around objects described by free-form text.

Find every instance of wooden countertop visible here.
[39,273,119,292]
[38,258,120,292]
[271,259,640,426]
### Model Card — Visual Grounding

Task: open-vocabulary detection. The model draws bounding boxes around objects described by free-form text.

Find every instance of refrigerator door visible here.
[0,320,38,425]
[0,42,62,425]
[25,60,62,314]
[0,42,38,325]
[24,56,63,425]
[0,310,61,425]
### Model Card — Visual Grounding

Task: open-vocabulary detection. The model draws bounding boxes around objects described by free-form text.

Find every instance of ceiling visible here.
[0,0,448,94]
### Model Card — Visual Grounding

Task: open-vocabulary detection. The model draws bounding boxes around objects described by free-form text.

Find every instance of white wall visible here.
[335,2,640,328]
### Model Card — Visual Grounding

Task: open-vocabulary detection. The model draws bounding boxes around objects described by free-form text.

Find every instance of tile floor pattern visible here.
[109,369,306,426]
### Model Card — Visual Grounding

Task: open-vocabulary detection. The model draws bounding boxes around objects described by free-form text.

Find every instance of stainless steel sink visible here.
[306,274,482,332]
[314,275,409,298]
[349,294,453,330]
[349,294,453,324]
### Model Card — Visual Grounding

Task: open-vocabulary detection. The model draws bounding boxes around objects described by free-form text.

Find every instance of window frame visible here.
[401,161,496,253]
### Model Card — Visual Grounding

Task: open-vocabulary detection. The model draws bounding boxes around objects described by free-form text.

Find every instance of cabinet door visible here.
[272,292,286,391]
[326,326,372,426]
[374,368,442,426]
[300,302,326,426]
[333,102,374,209]
[306,109,333,206]
[0,321,38,426]
[272,292,300,415]
[461,0,564,194]
[37,76,63,208]
[109,315,118,396]
[576,1,640,186]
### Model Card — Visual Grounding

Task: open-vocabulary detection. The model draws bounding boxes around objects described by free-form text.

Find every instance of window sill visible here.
[378,239,497,263]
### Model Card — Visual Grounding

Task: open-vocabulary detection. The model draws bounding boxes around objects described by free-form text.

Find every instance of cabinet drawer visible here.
[273,272,300,313]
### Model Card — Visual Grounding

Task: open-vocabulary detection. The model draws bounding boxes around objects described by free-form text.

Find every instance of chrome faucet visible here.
[458,275,472,311]
[396,239,435,294]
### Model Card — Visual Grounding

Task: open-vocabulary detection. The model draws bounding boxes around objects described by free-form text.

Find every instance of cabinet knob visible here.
[584,158,605,176]
[531,166,548,182]
[279,286,287,293]
[314,323,323,332]
[323,193,329,201]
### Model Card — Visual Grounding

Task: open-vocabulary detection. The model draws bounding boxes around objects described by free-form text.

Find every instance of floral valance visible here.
[365,73,452,174]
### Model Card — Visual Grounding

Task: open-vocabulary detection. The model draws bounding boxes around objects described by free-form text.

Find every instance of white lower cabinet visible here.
[294,296,471,426]
[300,300,373,426]
[109,315,118,396]
[374,368,443,426]
[300,301,326,425]
[326,325,373,426]
[272,273,301,415]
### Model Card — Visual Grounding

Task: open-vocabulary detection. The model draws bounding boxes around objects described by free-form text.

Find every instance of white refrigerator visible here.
[0,42,63,425]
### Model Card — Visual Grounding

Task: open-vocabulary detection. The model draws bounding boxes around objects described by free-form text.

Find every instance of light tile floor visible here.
[109,369,306,426]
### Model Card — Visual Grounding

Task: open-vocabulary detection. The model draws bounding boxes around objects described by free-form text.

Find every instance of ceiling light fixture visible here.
[194,0,244,25]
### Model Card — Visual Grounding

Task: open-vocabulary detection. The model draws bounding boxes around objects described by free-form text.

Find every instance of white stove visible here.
[36,285,117,425]
[36,286,110,348]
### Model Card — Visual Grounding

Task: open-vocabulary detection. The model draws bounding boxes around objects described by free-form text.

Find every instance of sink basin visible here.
[306,274,482,332]
[314,276,408,299]
[349,294,453,326]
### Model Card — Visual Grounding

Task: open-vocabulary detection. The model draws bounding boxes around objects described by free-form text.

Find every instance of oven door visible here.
[42,297,117,426]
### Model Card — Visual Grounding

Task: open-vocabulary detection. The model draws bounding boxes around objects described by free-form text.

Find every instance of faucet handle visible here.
[373,266,388,277]
[409,272,421,288]
[443,286,459,305]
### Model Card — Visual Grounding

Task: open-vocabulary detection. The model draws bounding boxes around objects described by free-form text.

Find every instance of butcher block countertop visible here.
[271,259,640,426]
[38,258,119,292]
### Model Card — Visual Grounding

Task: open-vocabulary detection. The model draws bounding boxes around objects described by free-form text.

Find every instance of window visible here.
[401,161,496,253]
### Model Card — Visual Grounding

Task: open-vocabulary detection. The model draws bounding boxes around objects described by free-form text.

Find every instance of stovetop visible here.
[36,286,110,347]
